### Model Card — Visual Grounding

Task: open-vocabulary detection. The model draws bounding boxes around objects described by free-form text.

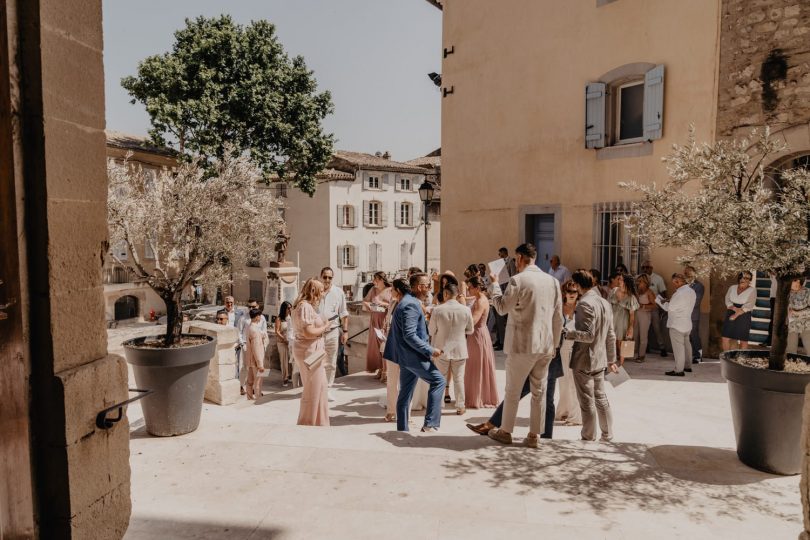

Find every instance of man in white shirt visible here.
[640,260,668,357]
[656,273,697,377]
[548,255,571,283]
[317,267,349,399]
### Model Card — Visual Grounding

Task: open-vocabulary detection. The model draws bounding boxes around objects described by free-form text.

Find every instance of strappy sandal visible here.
[383,413,396,422]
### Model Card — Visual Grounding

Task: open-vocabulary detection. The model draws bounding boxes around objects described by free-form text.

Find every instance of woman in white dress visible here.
[721,271,756,351]
[555,280,582,425]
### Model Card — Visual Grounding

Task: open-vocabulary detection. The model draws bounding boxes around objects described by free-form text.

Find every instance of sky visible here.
[103,0,442,162]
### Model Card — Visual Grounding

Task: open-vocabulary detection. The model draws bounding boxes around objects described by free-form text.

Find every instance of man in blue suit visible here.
[384,273,446,432]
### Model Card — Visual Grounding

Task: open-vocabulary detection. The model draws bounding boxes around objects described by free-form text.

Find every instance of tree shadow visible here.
[442,439,796,522]
[622,356,727,383]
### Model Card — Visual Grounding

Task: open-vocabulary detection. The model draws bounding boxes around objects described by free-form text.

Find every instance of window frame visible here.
[613,80,646,145]
[399,201,413,227]
[367,201,382,227]
[367,175,381,190]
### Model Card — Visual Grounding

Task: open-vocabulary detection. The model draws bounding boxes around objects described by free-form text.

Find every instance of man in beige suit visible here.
[487,243,563,448]
[429,283,475,414]
[565,270,618,441]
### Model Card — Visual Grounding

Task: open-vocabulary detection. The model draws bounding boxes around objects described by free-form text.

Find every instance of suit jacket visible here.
[565,288,617,372]
[383,293,434,367]
[428,299,474,360]
[689,280,704,321]
[488,265,563,355]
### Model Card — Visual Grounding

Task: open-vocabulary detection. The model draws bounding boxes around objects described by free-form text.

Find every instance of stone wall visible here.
[717,0,810,138]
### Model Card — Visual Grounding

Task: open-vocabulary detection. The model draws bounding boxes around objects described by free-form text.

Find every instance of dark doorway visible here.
[526,213,555,271]
[114,295,139,320]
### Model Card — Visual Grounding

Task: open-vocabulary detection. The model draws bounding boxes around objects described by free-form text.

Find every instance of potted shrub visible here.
[621,127,810,475]
[107,151,282,436]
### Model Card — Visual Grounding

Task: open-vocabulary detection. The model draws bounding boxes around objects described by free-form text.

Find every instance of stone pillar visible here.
[345,313,370,374]
[11,0,132,536]
[801,383,810,540]
[186,321,241,405]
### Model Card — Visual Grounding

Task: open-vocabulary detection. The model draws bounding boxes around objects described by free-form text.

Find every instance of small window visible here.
[617,81,644,143]
[368,175,380,189]
[369,201,381,226]
[399,202,413,227]
[337,205,356,228]
[339,245,357,268]
[399,177,411,191]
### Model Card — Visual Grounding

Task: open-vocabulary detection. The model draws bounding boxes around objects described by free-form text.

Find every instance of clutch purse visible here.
[303,349,327,370]
[619,339,635,359]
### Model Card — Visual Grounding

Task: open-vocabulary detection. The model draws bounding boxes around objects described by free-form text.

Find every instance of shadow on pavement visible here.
[440,439,794,522]
[126,516,284,539]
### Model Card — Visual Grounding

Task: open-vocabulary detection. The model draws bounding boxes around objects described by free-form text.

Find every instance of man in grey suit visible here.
[565,270,618,441]
[487,243,563,448]
[429,283,475,414]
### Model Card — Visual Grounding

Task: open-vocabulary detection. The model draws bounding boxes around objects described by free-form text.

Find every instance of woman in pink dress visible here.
[464,277,500,408]
[363,271,392,377]
[292,279,332,427]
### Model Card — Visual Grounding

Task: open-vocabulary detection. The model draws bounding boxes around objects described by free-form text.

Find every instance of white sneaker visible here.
[328,390,336,402]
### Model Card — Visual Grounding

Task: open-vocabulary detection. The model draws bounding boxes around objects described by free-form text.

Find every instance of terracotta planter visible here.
[721,349,810,475]
[124,334,216,437]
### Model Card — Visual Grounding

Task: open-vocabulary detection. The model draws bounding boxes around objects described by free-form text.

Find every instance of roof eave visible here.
[425,0,443,10]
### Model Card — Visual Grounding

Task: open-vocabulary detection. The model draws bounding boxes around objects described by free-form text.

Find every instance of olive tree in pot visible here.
[621,127,810,475]
[107,151,281,436]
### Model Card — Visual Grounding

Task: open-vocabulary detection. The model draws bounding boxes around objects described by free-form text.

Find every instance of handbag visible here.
[303,349,327,370]
[620,339,635,359]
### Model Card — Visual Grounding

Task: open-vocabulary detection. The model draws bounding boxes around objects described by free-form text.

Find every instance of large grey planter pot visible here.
[124,334,216,437]
[721,350,810,475]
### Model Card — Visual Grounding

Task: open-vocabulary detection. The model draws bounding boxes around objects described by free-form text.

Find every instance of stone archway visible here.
[114,295,139,320]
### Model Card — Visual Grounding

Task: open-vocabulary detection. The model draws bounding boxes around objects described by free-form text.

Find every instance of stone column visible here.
[186,321,241,405]
[11,0,132,536]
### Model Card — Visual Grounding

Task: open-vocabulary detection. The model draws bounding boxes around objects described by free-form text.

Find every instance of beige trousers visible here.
[245,367,263,399]
[323,331,340,386]
[501,352,552,434]
[435,357,466,410]
[573,368,613,441]
[277,341,291,381]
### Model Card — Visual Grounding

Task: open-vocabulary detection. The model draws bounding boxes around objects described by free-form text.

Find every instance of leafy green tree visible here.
[122,15,334,195]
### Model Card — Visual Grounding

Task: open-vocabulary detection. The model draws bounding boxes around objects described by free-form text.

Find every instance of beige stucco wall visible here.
[439,0,721,303]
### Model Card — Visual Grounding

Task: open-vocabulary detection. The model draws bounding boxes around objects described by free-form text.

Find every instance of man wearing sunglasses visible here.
[317,267,349,401]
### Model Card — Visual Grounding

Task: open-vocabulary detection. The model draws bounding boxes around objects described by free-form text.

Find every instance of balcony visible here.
[103,265,137,285]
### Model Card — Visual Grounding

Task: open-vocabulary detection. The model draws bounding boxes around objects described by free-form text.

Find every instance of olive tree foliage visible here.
[620,127,810,370]
[121,15,334,196]
[107,151,283,345]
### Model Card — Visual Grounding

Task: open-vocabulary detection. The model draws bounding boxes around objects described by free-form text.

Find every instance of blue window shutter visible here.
[643,64,665,141]
[585,82,606,149]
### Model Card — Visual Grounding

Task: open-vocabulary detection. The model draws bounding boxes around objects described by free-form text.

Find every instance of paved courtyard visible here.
[113,326,802,539]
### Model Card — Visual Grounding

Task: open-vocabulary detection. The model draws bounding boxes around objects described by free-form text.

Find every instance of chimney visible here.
[374,151,382,157]
[382,151,391,160]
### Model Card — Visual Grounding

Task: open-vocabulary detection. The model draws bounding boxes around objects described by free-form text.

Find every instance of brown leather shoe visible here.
[466,422,493,435]
[487,428,513,445]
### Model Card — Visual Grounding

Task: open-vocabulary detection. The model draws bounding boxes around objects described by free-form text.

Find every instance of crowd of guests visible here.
[214,246,810,443]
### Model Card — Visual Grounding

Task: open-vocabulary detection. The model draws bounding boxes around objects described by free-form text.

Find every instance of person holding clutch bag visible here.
[292,279,332,426]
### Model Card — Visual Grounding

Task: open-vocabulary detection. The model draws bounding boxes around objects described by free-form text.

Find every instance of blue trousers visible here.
[397,359,446,431]
[489,374,558,438]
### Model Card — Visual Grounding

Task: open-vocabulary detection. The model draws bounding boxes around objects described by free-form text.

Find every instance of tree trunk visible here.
[769,275,795,371]
[163,293,184,346]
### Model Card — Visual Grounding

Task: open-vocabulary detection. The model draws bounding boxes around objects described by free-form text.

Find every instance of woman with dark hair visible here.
[721,271,756,351]
[382,278,411,421]
[433,271,460,304]
[555,279,581,425]
[363,271,392,377]
[274,301,294,386]
[590,268,609,299]
[614,263,629,274]
[464,276,500,409]
[608,273,639,365]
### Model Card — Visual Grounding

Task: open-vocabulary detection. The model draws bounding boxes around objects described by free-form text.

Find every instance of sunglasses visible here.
[321,276,333,280]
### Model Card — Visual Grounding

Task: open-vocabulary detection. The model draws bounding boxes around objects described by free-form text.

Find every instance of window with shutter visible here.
[643,64,665,141]
[337,245,343,268]
[616,81,644,143]
[348,205,356,227]
[369,242,381,270]
[367,201,381,227]
[337,204,345,227]
[585,82,606,149]
[381,201,388,227]
[363,200,370,226]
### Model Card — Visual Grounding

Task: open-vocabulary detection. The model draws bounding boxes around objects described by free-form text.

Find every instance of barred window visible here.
[592,201,648,282]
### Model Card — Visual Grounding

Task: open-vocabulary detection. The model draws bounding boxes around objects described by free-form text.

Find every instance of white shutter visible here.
[585,82,606,149]
[381,201,389,227]
[363,200,370,227]
[369,243,377,270]
[643,64,665,141]
[351,245,358,267]
[408,203,414,226]
[382,173,390,190]
[376,244,383,270]
[395,202,402,226]
[337,245,343,269]
[394,174,400,192]
[400,242,409,269]
[337,204,344,227]
[349,205,356,227]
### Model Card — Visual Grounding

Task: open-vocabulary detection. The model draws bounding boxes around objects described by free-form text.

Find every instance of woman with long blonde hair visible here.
[292,278,332,426]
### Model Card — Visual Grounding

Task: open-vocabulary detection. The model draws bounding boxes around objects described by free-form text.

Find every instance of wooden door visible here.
[0,0,36,536]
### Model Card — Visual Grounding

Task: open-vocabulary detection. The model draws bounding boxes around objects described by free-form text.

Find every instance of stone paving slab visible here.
[124,353,802,539]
